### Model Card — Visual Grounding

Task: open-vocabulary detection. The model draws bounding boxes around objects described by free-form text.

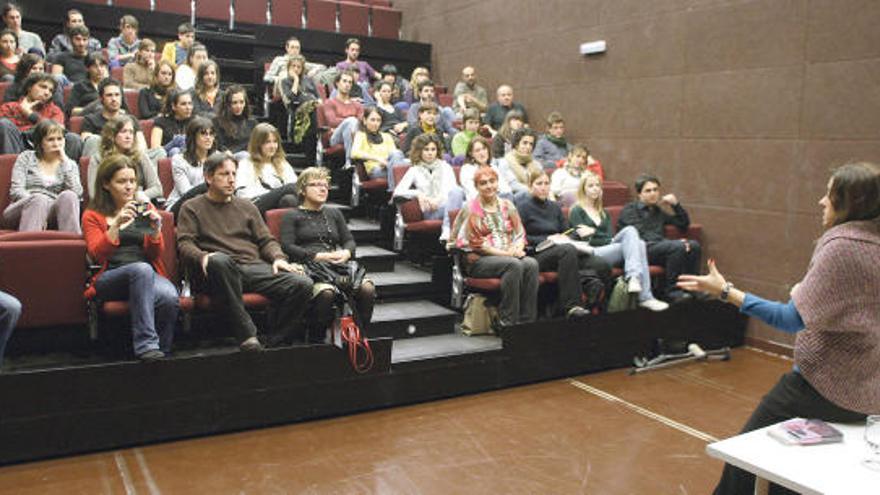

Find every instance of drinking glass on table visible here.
[864,415,880,471]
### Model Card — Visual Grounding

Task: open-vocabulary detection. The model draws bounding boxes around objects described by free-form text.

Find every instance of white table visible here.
[706,422,880,495]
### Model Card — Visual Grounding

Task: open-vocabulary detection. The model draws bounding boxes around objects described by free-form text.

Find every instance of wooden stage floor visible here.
[0,347,791,494]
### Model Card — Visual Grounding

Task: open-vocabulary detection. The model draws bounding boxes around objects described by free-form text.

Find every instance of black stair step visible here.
[356,245,397,273]
[349,218,385,244]
[369,300,458,340]
[391,333,503,364]
[370,261,434,300]
[325,202,351,220]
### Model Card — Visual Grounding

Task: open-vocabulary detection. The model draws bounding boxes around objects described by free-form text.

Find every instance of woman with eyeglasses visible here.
[279,167,376,343]
[165,117,216,214]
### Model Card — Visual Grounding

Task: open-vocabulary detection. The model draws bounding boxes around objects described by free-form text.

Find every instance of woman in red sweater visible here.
[83,154,179,361]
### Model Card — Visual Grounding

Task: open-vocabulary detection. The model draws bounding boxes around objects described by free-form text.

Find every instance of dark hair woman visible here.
[165,116,216,214]
[678,162,880,494]
[212,84,256,155]
[83,154,178,361]
[150,88,193,155]
[138,59,174,120]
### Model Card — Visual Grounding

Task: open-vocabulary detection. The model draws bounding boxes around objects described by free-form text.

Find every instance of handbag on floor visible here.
[606,276,638,313]
[461,294,498,336]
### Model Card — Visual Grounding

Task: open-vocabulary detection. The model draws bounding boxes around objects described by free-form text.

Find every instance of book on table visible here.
[767,418,844,446]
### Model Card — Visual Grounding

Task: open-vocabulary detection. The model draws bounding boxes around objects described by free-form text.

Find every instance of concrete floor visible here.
[0,347,792,494]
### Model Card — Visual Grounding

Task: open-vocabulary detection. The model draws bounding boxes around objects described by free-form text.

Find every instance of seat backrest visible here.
[139,119,154,140]
[264,207,293,239]
[235,0,267,25]
[156,209,179,282]
[602,180,630,207]
[370,6,401,40]
[605,205,623,230]
[124,90,141,119]
[68,116,84,135]
[63,85,72,108]
[0,81,9,103]
[157,158,173,197]
[338,1,369,36]
[79,156,91,200]
[272,0,303,27]
[196,0,230,21]
[155,0,192,16]
[115,0,152,9]
[0,154,15,225]
[305,0,337,32]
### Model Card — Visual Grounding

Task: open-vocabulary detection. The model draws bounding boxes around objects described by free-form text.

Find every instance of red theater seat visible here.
[196,0,230,22]
[155,0,192,16]
[157,158,173,198]
[124,90,141,119]
[68,116,84,135]
[115,0,152,10]
[0,154,16,229]
[0,82,9,102]
[272,0,303,27]
[370,6,401,39]
[338,1,369,36]
[235,0,267,25]
[391,164,441,251]
[305,0,337,32]
[315,102,346,166]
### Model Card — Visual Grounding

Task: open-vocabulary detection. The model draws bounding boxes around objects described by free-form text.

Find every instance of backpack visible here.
[461,294,498,335]
[579,269,607,313]
[606,276,639,313]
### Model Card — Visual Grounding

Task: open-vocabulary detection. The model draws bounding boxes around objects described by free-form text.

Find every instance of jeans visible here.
[714,371,865,495]
[329,116,360,167]
[533,244,582,312]
[203,254,314,343]
[593,226,656,302]
[2,190,81,233]
[366,150,408,191]
[468,255,539,326]
[0,291,21,370]
[94,262,179,355]
[434,186,465,240]
[646,238,702,296]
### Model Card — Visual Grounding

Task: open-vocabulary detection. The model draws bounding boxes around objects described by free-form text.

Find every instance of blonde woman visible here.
[235,123,298,213]
[568,172,668,311]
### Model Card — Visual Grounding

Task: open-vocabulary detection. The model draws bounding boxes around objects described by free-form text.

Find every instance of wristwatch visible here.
[720,282,734,302]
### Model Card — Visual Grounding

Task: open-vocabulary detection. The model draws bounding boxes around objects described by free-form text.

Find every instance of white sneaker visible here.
[627,277,642,293]
[639,299,669,312]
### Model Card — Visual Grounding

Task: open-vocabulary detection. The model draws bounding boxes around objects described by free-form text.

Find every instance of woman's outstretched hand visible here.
[677,258,726,298]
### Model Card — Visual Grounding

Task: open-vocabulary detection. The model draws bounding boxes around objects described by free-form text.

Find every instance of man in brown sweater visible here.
[177,152,313,351]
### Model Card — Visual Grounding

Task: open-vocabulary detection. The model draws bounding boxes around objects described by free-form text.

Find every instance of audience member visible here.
[350,107,407,189]
[280,167,376,341]
[235,123,298,213]
[160,22,194,67]
[515,170,606,319]
[2,119,82,232]
[138,60,174,120]
[65,52,106,117]
[403,66,429,104]
[276,55,319,115]
[451,167,537,327]
[150,88,193,154]
[551,144,601,205]
[452,66,488,116]
[4,53,63,108]
[0,28,18,80]
[379,64,404,103]
[324,71,364,168]
[401,102,448,155]
[374,80,407,136]
[165,116,216,212]
[81,78,144,159]
[2,3,44,56]
[264,37,322,85]
[678,162,880,495]
[485,85,528,131]
[123,38,155,90]
[49,25,93,84]
[0,73,82,159]
[569,173,669,311]
[335,38,379,86]
[406,79,457,138]
[498,127,541,198]
[393,133,464,239]
[213,85,256,155]
[491,110,524,158]
[107,15,140,68]
[48,9,101,56]
[451,108,480,157]
[175,43,207,92]
[87,115,161,202]
[618,173,700,303]
[0,290,19,372]
[459,136,509,201]
[192,59,222,117]
[177,151,314,351]
[533,111,571,169]
[82,154,177,361]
